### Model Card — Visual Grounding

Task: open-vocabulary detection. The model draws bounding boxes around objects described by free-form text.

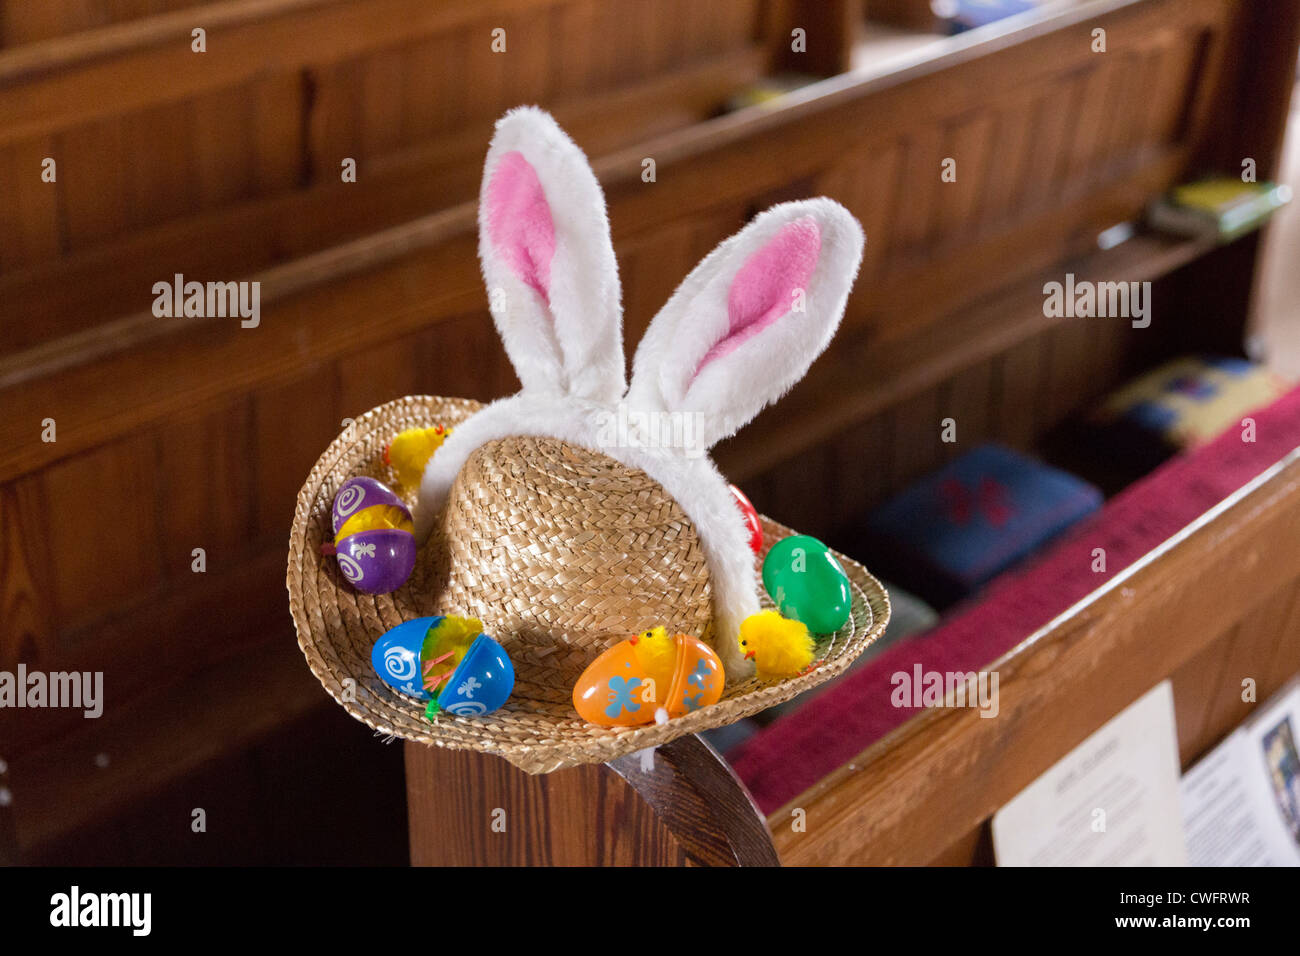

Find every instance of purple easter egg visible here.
[336,529,416,594]
[331,476,407,535]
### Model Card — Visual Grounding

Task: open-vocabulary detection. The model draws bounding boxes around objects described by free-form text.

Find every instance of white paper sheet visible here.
[1181,679,1300,866]
[992,681,1187,866]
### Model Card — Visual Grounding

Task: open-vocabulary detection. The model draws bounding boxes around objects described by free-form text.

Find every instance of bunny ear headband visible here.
[416,107,865,677]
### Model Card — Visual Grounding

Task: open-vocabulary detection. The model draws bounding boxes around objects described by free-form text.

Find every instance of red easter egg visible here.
[730,484,763,554]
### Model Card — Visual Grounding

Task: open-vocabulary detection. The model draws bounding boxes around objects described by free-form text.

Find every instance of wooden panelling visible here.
[992,335,1050,448]
[3,548,294,758]
[1017,78,1085,214]
[57,115,131,250]
[866,0,936,31]
[357,41,407,160]
[186,72,304,207]
[889,379,946,490]
[619,219,702,346]
[937,111,996,244]
[1062,53,1125,192]
[0,1,1210,367]
[335,333,427,422]
[191,83,255,208]
[1138,33,1201,150]
[0,0,767,301]
[548,0,601,96]
[825,411,893,530]
[977,94,1035,230]
[42,433,163,635]
[8,636,361,856]
[761,440,837,541]
[0,1,216,47]
[0,135,62,269]
[155,397,255,578]
[0,474,55,668]
[0,52,766,353]
[1107,49,1156,159]
[1173,582,1300,767]
[252,72,306,193]
[124,100,199,230]
[941,360,996,456]
[1040,317,1099,433]
[886,123,944,269]
[767,0,861,76]
[251,367,343,542]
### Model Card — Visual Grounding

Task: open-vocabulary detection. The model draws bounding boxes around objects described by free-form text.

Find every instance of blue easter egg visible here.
[438,634,514,717]
[371,616,443,700]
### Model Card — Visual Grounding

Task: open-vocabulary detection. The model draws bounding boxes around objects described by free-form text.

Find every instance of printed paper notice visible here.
[1180,679,1300,866]
[992,681,1187,866]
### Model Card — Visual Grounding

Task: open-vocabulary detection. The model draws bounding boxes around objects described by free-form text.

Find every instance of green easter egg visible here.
[761,534,852,634]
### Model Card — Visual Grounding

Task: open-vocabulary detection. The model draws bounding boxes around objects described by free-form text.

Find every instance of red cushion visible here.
[729,383,1300,814]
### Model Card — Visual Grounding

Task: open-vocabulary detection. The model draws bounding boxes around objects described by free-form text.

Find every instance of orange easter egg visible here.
[573,633,724,727]
[666,635,725,717]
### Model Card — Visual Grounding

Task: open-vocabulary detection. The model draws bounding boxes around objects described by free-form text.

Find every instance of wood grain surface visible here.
[406,734,778,866]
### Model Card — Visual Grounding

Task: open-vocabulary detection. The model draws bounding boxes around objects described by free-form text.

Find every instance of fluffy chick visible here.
[628,626,678,704]
[385,425,452,489]
[738,610,815,680]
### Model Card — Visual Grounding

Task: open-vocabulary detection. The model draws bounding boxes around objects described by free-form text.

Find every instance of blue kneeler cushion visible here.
[864,443,1102,606]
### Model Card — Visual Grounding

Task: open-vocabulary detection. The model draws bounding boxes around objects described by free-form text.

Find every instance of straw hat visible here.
[288,396,889,773]
[286,108,890,773]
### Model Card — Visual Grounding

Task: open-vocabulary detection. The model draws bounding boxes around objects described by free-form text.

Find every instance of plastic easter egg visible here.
[331,476,416,594]
[761,534,852,634]
[336,529,416,594]
[372,617,437,700]
[434,634,514,717]
[668,635,725,716]
[332,476,405,534]
[573,640,647,727]
[372,616,515,717]
[729,484,763,555]
[573,632,724,727]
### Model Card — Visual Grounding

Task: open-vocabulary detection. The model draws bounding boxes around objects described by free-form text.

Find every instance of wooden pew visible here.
[0,0,776,347]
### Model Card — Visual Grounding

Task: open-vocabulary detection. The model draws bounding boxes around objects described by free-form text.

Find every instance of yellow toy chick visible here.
[628,626,678,701]
[738,609,816,680]
[384,425,452,490]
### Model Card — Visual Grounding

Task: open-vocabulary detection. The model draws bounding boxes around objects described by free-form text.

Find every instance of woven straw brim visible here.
[287,396,891,774]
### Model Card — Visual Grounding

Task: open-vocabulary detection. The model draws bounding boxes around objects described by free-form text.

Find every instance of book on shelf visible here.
[1147,178,1293,243]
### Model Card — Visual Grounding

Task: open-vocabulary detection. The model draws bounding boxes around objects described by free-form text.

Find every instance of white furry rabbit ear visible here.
[478,107,624,403]
[627,199,864,449]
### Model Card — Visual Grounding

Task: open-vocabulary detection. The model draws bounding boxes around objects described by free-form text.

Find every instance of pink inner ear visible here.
[485,150,556,302]
[695,216,822,375]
